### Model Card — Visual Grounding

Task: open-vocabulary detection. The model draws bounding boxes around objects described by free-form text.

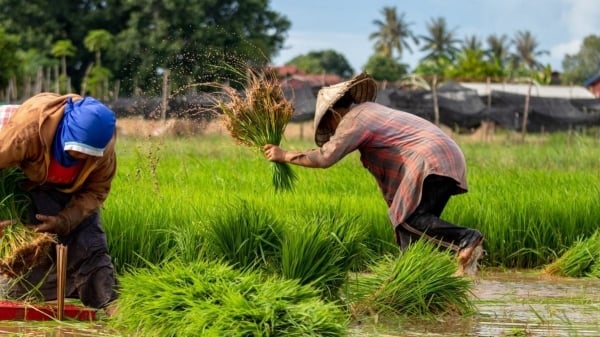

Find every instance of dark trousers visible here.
[395,175,481,251]
[6,188,118,309]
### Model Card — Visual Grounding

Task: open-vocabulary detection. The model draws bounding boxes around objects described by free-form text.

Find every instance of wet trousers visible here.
[395,175,482,251]
[4,188,118,309]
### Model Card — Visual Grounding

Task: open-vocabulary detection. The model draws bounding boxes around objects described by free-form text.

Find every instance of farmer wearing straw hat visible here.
[0,93,118,311]
[263,73,484,276]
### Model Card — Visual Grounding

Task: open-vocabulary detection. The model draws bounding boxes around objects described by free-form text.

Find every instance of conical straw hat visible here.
[314,73,377,146]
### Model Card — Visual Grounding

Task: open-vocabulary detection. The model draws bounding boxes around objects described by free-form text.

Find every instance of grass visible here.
[109,259,349,337]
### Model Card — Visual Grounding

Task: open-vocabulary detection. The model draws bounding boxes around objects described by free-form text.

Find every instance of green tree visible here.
[461,35,483,53]
[0,26,20,88]
[363,54,408,82]
[84,29,112,68]
[0,0,290,95]
[445,49,504,82]
[511,30,548,70]
[287,50,354,78]
[369,6,418,59]
[561,35,600,85]
[419,17,460,62]
[486,34,512,67]
[51,39,76,77]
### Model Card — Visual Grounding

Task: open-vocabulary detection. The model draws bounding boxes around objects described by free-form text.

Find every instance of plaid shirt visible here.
[0,105,20,131]
[307,102,468,226]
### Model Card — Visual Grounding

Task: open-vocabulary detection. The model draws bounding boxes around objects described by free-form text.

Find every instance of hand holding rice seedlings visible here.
[217,67,297,191]
[0,169,56,278]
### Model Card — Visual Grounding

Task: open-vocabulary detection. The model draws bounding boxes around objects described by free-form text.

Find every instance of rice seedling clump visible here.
[0,169,56,278]
[348,240,474,317]
[216,67,297,192]
[110,259,348,337]
[544,231,600,278]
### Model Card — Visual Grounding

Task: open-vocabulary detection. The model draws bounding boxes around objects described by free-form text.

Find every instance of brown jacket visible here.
[0,93,117,228]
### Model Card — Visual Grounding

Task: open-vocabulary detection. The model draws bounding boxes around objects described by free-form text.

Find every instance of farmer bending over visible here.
[263,73,484,276]
[0,93,118,312]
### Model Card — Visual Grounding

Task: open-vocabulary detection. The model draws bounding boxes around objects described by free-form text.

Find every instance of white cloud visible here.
[560,0,600,37]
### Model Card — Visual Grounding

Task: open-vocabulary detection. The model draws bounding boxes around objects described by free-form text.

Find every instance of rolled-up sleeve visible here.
[305,110,369,168]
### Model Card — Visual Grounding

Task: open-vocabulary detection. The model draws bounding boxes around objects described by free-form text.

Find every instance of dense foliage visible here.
[0,0,290,95]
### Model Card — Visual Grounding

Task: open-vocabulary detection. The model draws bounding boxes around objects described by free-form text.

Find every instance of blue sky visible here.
[269,0,600,73]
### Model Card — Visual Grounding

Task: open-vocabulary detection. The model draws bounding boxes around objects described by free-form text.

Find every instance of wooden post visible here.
[432,75,440,126]
[161,69,170,121]
[56,244,68,320]
[520,81,532,142]
[486,77,492,142]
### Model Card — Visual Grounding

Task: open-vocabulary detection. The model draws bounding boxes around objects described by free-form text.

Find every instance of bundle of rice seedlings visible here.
[109,259,348,337]
[279,220,353,301]
[202,200,284,272]
[347,239,474,317]
[0,169,56,278]
[216,67,297,191]
[544,231,600,278]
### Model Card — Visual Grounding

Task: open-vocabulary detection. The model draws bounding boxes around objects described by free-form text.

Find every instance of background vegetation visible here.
[1,2,598,102]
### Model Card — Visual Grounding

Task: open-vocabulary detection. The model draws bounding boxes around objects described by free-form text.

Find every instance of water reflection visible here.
[351,270,600,336]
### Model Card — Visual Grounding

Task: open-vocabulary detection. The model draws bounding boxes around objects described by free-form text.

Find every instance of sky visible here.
[269,0,600,73]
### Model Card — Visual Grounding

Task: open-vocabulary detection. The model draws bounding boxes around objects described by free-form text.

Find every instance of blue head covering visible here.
[52,97,116,167]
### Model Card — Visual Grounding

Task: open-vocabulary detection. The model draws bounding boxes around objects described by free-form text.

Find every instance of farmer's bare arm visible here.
[263,144,335,168]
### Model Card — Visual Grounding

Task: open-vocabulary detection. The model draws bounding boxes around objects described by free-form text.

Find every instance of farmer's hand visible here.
[33,214,71,236]
[0,220,16,236]
[263,144,286,162]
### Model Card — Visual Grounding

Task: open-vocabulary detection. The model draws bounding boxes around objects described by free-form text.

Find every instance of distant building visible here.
[460,82,595,99]
[583,71,600,98]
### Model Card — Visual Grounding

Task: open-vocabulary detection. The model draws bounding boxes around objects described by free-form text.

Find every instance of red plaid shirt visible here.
[0,105,19,131]
[306,102,468,226]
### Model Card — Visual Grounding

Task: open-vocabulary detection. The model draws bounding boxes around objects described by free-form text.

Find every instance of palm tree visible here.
[511,30,549,70]
[51,39,76,77]
[419,17,460,62]
[369,6,418,59]
[462,35,483,53]
[486,34,512,67]
[84,29,113,68]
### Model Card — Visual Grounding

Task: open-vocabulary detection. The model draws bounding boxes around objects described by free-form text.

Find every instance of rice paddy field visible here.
[2,122,600,336]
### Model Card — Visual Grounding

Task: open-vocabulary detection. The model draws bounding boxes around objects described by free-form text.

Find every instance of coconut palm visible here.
[369,6,418,59]
[511,30,549,70]
[419,17,460,62]
[486,34,512,67]
[462,35,483,53]
[50,39,76,77]
[84,29,113,68]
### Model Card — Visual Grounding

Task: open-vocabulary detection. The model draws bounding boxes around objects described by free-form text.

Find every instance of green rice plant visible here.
[279,219,355,301]
[588,257,600,278]
[303,210,375,273]
[201,200,284,272]
[110,259,348,337]
[544,231,600,278]
[347,240,474,317]
[0,168,55,277]
[216,66,297,192]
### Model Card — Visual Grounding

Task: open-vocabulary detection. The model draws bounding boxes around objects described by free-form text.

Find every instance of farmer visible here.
[263,73,484,276]
[0,93,118,312]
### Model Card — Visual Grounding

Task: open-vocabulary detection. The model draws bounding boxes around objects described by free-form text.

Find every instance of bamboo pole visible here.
[432,75,440,126]
[56,244,68,320]
[520,81,533,142]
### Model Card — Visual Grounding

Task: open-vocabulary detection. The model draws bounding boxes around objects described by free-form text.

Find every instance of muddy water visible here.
[351,270,600,337]
[1,271,598,336]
